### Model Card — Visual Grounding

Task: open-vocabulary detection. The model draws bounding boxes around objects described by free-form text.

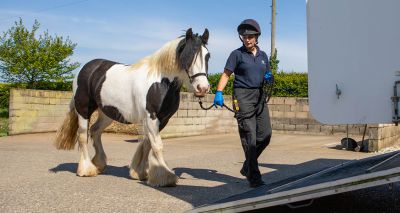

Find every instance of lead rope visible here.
[198,78,275,118]
[198,96,263,122]
[198,99,236,112]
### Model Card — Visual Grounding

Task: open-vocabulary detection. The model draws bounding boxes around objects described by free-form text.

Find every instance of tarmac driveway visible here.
[0,132,387,212]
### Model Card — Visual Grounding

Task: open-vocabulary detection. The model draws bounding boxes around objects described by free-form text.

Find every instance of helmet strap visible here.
[238,35,243,43]
[238,34,259,44]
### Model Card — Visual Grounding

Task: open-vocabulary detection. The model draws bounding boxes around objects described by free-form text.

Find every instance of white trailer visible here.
[307,0,400,125]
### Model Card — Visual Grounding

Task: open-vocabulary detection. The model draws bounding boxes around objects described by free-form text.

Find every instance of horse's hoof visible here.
[129,169,140,180]
[148,175,178,187]
[147,167,178,187]
[92,155,107,173]
[92,161,107,173]
[95,165,106,174]
[77,170,98,177]
[77,162,98,177]
[129,168,148,181]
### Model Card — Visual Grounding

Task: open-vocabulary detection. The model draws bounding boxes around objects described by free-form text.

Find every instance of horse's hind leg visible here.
[90,110,113,173]
[144,117,178,187]
[77,114,98,177]
[130,136,151,181]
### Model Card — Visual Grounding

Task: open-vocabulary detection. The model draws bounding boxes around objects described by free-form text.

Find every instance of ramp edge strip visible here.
[189,167,400,213]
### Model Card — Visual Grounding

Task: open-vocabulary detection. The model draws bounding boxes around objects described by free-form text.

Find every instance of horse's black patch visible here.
[205,52,210,73]
[146,77,182,131]
[74,59,119,119]
[102,105,131,124]
[176,28,209,71]
[176,37,202,71]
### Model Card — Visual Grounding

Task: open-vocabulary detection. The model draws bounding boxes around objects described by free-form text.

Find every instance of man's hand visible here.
[214,91,224,107]
[264,71,274,83]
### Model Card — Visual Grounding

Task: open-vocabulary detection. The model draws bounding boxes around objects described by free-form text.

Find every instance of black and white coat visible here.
[55,28,210,187]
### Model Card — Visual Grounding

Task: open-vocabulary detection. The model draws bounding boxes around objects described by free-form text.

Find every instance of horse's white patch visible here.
[189,46,210,95]
[100,64,150,123]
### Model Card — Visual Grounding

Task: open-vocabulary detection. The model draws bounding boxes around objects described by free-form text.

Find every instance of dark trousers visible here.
[234,88,272,183]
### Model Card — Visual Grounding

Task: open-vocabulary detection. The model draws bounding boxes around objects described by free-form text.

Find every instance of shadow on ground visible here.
[49,163,131,179]
[49,158,359,208]
[152,158,350,207]
[124,139,139,143]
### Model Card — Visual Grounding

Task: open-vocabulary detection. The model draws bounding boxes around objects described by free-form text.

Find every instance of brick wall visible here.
[9,89,72,134]
[8,89,400,152]
[268,97,368,136]
[8,89,138,135]
[368,124,400,151]
[158,92,237,138]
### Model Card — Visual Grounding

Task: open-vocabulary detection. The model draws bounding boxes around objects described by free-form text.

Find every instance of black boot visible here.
[240,161,248,177]
[249,179,265,188]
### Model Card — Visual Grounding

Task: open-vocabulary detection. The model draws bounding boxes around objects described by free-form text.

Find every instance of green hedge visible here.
[207,74,235,95]
[0,84,12,110]
[272,72,308,97]
[26,81,73,91]
[207,72,308,97]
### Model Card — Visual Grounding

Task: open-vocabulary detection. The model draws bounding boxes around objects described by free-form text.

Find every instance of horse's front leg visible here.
[77,115,98,177]
[144,117,178,187]
[129,137,151,181]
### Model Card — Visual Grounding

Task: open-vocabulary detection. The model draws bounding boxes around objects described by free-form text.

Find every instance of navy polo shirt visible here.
[225,46,270,89]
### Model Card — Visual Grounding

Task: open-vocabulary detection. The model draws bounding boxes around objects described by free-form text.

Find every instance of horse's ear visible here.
[186,28,193,40]
[201,28,209,44]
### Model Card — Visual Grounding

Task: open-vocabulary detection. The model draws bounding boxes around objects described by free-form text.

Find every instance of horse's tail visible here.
[54,99,79,150]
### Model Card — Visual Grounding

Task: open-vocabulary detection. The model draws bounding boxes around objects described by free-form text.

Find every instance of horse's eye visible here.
[178,43,185,54]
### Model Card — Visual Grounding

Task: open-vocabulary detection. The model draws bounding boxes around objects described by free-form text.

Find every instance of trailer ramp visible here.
[189,151,400,212]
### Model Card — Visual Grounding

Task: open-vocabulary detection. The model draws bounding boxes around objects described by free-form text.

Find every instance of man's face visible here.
[241,34,257,50]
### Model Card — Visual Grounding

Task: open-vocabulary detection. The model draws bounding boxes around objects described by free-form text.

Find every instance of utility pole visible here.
[270,0,276,58]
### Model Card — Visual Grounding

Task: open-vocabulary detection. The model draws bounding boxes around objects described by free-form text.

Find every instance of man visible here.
[214,19,273,187]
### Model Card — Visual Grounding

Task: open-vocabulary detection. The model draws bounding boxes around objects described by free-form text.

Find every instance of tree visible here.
[0,18,79,88]
[269,48,279,74]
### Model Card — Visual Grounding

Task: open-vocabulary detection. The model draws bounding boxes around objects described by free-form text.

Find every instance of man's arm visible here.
[216,69,233,92]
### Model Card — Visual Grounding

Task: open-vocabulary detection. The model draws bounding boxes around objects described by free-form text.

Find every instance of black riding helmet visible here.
[237,19,261,36]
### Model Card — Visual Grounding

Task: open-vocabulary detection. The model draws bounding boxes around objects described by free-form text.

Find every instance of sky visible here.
[0,0,308,75]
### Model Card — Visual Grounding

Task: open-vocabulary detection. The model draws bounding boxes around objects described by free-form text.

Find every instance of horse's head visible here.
[177,28,210,97]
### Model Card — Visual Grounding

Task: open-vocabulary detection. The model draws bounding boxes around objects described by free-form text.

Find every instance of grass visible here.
[0,117,8,137]
[0,108,8,137]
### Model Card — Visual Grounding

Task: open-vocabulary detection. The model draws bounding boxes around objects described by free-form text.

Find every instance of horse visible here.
[54,28,210,187]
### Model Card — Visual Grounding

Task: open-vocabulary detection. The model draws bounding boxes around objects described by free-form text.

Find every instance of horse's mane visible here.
[130,38,182,76]
[130,33,204,77]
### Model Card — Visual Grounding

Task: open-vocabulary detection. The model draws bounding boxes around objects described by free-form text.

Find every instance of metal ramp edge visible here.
[188,151,400,213]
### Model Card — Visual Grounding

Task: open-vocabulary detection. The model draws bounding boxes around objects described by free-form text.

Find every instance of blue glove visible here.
[214,91,224,107]
[264,71,274,83]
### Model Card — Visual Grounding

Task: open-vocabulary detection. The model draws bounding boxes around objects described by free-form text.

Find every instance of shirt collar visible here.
[240,45,260,56]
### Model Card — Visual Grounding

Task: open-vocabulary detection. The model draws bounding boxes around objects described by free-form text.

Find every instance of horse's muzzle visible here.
[194,91,206,97]
[194,84,209,97]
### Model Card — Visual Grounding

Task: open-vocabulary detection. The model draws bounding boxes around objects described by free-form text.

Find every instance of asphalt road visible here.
[0,132,398,212]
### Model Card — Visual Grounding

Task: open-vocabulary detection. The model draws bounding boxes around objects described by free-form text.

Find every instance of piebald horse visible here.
[55,28,210,187]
